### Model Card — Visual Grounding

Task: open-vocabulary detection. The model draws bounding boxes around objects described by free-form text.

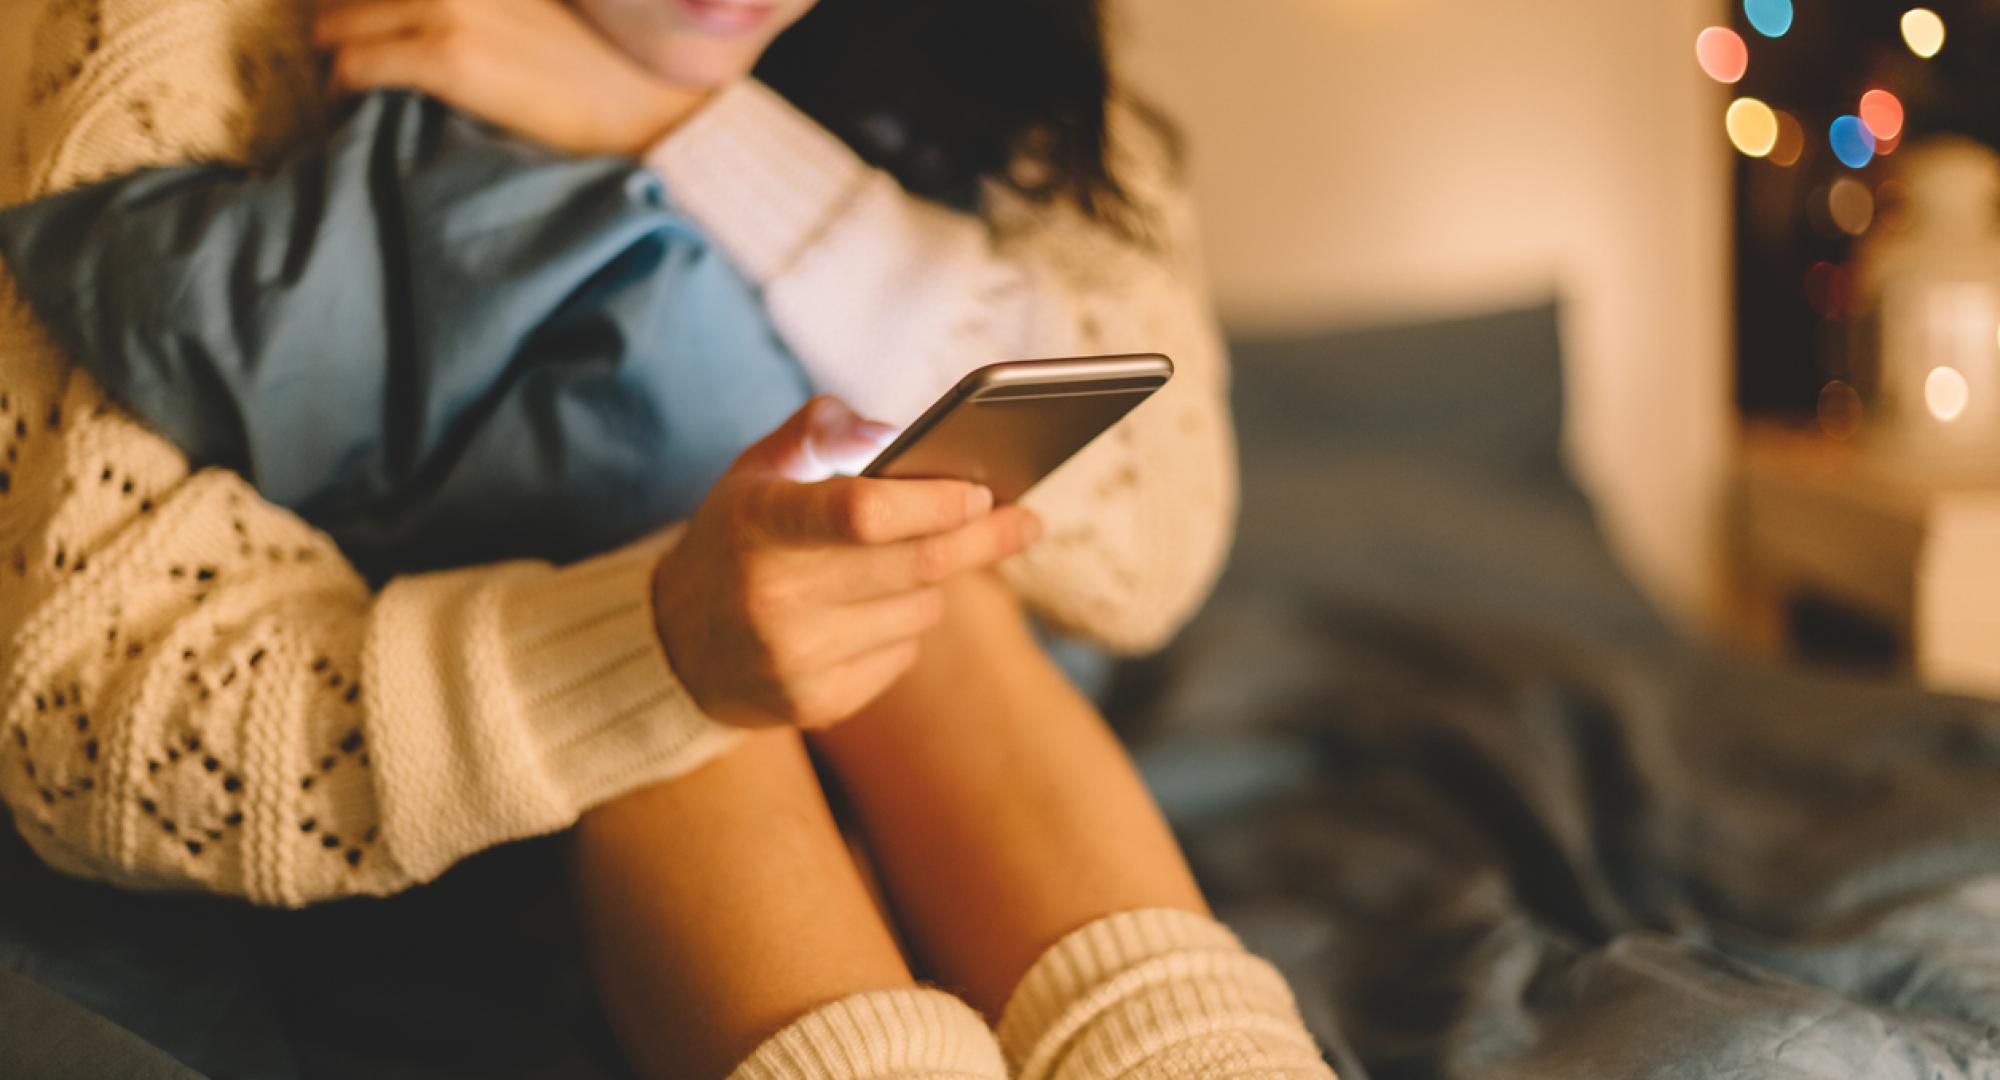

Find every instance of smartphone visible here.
[861,354,1173,504]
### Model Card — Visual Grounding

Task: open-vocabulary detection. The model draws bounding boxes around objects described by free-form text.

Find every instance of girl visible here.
[0,0,1332,1075]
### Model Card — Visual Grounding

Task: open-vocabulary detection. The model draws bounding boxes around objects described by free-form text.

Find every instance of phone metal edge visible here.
[858,354,1173,479]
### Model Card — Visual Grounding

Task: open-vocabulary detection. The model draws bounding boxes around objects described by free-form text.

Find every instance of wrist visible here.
[647,543,749,728]
[613,78,711,158]
[647,543,687,661]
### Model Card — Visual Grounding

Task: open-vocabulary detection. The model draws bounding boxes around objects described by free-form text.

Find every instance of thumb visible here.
[741,396,899,482]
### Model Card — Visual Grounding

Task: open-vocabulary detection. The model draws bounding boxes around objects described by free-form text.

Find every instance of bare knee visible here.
[566,728,914,1079]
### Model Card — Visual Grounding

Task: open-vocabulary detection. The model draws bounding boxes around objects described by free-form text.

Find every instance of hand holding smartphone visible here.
[862,354,1173,504]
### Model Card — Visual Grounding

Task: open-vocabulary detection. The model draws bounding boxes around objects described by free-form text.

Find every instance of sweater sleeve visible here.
[647,82,1237,653]
[0,90,810,577]
[0,0,739,905]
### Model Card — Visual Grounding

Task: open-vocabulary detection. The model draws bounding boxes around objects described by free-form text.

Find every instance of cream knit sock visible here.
[997,908,1335,1080]
[726,987,1007,1080]
[722,910,1333,1080]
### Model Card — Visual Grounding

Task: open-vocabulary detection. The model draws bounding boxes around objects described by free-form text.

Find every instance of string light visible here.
[1859,89,1905,141]
[1770,111,1806,167]
[1693,2,1985,434]
[1926,366,1971,422]
[1876,179,1913,232]
[1744,0,1794,38]
[1827,179,1875,236]
[1829,115,1877,169]
[1696,27,1750,83]
[1901,8,1946,58]
[1727,98,1780,158]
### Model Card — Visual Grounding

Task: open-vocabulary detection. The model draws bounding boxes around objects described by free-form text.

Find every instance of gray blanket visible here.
[1123,305,2000,1078]
[1136,578,2000,1079]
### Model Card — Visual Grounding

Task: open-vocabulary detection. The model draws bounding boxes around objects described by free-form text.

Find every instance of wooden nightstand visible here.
[1732,423,2000,698]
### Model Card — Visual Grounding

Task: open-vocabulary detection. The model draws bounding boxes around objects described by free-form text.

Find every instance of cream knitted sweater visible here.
[0,0,1236,905]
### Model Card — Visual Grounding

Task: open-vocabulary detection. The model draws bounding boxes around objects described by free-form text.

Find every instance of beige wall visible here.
[1120,0,1734,625]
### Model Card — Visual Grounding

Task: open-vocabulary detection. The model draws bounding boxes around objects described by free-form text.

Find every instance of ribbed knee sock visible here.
[998,908,1334,1080]
[726,908,1334,1080]
[726,987,1006,1080]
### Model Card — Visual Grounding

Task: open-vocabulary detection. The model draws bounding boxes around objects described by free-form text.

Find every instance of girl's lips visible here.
[675,0,779,35]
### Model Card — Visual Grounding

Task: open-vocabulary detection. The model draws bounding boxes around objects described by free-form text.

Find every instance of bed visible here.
[1137,304,2000,1078]
[6,303,2000,1078]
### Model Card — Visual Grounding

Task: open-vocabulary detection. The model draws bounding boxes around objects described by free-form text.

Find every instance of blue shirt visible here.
[0,91,812,582]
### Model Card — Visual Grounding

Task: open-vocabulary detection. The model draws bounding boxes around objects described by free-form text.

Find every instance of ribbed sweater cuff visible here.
[728,988,1006,1080]
[496,528,740,812]
[644,79,872,284]
[368,530,741,883]
[996,908,1328,1080]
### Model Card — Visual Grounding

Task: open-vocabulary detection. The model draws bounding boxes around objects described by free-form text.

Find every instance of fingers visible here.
[806,411,900,481]
[739,396,847,481]
[716,581,944,728]
[313,0,439,48]
[831,506,1042,600]
[767,588,944,678]
[789,641,923,730]
[325,32,454,97]
[315,0,496,100]
[820,588,946,666]
[741,475,1039,596]
[762,476,996,548]
[742,396,899,483]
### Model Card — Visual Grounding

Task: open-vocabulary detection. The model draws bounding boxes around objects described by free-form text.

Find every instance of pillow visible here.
[1228,302,1570,489]
[1218,302,1673,647]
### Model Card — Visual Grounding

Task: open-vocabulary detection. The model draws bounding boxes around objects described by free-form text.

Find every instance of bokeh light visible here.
[1829,115,1877,169]
[1859,89,1905,141]
[1744,0,1794,38]
[1769,112,1807,167]
[1817,380,1864,440]
[1805,261,1850,320]
[1828,178,1875,235]
[1876,179,1913,232]
[1902,8,1946,58]
[1770,111,1806,167]
[1926,365,1971,422]
[1696,27,1750,83]
[1727,98,1780,158]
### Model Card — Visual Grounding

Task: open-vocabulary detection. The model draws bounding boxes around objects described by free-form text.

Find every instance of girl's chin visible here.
[644,45,760,90]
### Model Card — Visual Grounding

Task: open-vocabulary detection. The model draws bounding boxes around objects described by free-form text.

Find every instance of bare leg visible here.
[809,572,1207,1020]
[568,728,915,1080]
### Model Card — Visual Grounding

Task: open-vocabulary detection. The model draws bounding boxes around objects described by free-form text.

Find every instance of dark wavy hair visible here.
[754,0,1172,231]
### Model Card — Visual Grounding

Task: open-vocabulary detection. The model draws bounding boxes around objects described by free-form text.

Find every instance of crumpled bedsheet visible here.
[1127,578,2000,1079]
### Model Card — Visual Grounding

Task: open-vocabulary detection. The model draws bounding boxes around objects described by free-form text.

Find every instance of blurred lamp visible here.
[1859,138,2000,470]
